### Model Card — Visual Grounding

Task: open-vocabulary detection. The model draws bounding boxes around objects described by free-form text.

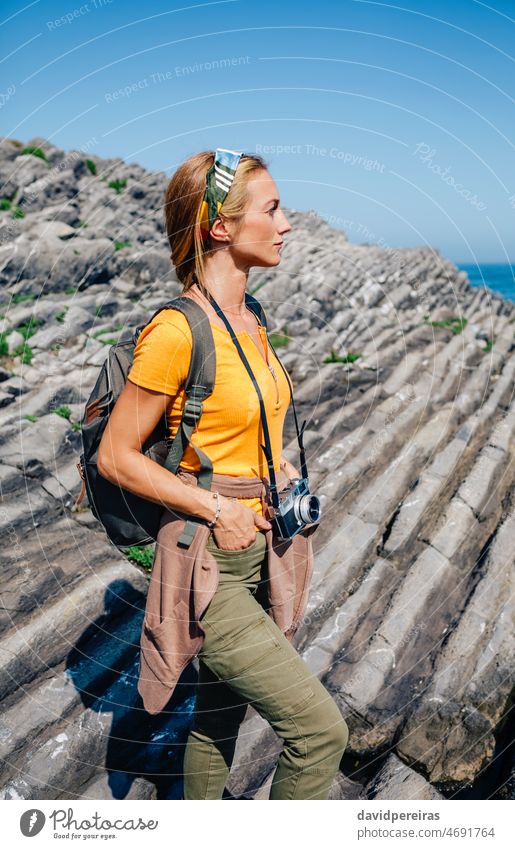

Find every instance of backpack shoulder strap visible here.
[144,296,217,548]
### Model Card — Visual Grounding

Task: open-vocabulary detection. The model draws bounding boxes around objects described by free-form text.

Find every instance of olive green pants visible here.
[182,530,349,800]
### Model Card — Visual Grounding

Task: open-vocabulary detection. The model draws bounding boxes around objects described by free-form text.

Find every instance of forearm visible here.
[99,449,218,523]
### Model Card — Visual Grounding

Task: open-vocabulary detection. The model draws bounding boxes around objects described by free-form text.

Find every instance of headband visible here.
[198,147,243,241]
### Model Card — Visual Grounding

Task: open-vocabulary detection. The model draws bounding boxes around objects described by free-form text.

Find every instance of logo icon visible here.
[20,810,46,837]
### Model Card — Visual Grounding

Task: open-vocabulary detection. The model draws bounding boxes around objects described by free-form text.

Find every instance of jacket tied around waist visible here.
[137,467,319,715]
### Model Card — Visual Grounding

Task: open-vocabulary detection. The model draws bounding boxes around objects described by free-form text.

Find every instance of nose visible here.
[277,208,292,235]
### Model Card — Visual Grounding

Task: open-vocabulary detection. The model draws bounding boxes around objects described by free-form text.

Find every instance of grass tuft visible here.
[324,350,362,364]
[54,405,72,419]
[125,545,155,571]
[423,315,468,335]
[108,178,127,193]
[20,146,48,162]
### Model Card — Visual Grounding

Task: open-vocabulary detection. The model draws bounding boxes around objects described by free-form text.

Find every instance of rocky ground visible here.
[0,135,513,800]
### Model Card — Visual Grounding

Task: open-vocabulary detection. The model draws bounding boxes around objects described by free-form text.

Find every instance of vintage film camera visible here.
[270,474,321,540]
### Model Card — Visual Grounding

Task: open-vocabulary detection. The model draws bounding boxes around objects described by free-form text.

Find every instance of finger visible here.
[255,512,272,530]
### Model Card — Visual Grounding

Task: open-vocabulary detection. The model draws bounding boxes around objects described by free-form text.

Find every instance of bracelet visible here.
[206,491,222,528]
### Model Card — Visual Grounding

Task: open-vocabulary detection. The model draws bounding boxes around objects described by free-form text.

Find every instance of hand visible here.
[211,495,272,551]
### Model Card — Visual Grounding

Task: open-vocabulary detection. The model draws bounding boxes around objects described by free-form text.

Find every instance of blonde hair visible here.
[164,150,269,299]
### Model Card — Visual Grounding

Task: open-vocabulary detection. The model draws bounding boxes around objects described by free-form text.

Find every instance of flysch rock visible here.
[0,558,148,701]
[1,135,514,801]
[365,754,444,800]
[397,506,515,785]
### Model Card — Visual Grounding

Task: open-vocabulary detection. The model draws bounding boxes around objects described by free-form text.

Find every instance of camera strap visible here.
[205,291,309,511]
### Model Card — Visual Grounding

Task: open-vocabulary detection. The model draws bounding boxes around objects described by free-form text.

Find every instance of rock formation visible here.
[0,136,513,800]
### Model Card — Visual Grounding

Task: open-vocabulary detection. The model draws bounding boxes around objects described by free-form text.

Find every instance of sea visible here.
[457,263,515,303]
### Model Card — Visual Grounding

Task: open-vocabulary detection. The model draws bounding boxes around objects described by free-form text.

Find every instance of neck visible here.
[197,247,250,317]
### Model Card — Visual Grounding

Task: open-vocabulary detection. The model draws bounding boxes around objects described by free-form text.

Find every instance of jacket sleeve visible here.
[127,310,193,396]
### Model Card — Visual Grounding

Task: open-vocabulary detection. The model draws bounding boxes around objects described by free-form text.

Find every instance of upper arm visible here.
[97,381,172,476]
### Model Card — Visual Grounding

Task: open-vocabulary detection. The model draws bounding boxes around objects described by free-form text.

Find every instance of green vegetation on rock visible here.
[54,405,72,419]
[12,292,35,304]
[269,329,289,348]
[17,316,44,340]
[423,315,468,335]
[108,178,127,193]
[20,146,48,162]
[13,342,33,364]
[125,545,155,571]
[324,350,362,364]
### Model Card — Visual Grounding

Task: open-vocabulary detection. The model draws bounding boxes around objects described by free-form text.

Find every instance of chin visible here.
[266,250,283,266]
[247,253,282,269]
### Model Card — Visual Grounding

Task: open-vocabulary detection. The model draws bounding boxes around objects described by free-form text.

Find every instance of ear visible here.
[209,215,232,244]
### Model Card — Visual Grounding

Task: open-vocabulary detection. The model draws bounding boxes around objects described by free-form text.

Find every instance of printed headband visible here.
[198,147,243,241]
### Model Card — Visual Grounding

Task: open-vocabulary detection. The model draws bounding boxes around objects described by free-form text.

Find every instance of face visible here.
[212,169,292,268]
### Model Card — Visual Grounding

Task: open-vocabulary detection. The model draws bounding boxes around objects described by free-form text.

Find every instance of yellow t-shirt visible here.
[127,307,292,523]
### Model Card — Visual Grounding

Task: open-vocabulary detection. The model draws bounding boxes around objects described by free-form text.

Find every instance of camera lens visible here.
[297,494,321,525]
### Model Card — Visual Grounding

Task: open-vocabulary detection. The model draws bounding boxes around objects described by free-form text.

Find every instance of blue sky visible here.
[2,0,514,264]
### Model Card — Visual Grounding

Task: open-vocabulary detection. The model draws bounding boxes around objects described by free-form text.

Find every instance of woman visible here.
[97,148,349,800]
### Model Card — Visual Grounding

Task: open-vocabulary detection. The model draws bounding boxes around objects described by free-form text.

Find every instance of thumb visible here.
[254,511,272,531]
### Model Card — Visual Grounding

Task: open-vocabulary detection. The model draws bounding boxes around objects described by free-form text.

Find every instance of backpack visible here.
[73,292,268,552]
